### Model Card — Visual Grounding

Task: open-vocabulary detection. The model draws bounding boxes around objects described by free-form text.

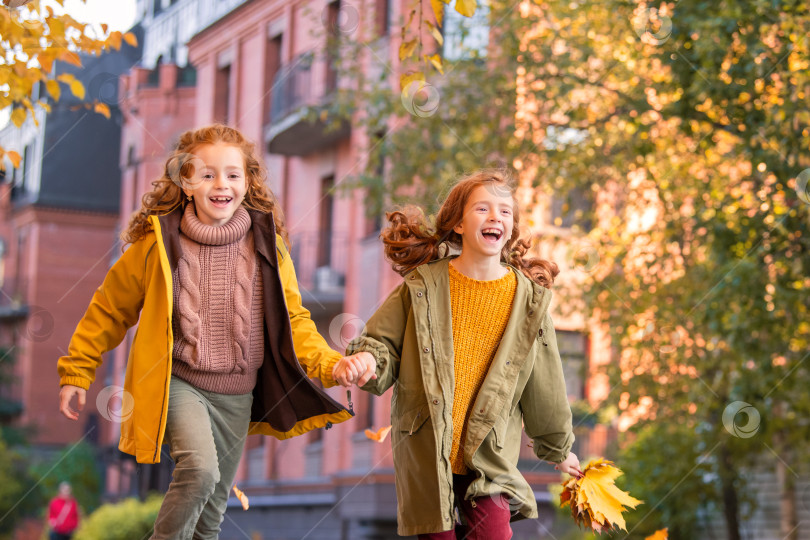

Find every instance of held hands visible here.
[553,451,583,478]
[333,352,377,388]
[59,385,86,420]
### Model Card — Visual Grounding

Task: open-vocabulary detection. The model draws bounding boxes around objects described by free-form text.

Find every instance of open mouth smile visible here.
[481,228,503,242]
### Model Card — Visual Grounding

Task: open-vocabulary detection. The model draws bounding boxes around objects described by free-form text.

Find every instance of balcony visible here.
[288,231,347,311]
[264,52,350,156]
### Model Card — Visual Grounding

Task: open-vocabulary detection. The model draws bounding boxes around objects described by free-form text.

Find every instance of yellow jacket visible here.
[58,207,352,464]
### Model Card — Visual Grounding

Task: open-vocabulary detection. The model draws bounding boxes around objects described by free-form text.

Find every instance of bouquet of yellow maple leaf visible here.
[559,458,643,533]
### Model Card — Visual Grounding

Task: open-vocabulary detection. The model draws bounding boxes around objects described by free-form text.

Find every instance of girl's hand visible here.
[59,385,86,420]
[333,352,377,387]
[553,452,583,478]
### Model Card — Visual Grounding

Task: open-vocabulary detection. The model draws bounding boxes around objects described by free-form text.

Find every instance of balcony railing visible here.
[288,231,348,303]
[264,52,350,156]
[268,52,314,125]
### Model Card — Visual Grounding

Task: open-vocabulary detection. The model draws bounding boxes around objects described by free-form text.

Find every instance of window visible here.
[442,2,490,61]
[214,64,231,124]
[375,0,391,37]
[317,175,335,267]
[264,34,282,123]
[556,330,588,400]
[11,144,31,201]
[324,1,340,93]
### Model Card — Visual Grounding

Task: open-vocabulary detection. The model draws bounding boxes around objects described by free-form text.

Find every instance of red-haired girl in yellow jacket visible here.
[58,124,352,539]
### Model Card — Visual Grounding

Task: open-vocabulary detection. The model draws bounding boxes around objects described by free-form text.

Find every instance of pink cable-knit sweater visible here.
[171,203,264,394]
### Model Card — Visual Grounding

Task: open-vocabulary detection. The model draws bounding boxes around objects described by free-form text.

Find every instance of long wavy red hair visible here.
[122,124,288,247]
[381,169,559,288]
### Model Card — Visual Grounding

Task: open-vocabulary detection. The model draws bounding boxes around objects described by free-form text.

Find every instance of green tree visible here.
[327,1,810,538]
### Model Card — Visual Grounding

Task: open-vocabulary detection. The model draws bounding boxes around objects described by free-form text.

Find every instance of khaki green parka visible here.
[347,257,574,536]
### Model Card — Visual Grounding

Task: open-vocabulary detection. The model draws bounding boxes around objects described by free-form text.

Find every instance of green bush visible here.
[73,495,163,540]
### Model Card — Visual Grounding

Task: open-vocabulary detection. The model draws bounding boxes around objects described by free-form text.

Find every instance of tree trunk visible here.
[719,444,742,540]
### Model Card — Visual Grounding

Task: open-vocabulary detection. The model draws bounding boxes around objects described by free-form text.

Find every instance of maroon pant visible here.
[417,474,513,540]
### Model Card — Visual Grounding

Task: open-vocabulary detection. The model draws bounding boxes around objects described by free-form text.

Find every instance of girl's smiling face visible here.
[453,184,515,260]
[182,142,248,226]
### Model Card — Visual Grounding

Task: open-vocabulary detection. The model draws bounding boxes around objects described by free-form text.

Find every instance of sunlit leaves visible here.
[0,2,138,157]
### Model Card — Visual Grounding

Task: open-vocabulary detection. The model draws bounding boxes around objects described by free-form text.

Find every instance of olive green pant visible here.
[151,376,253,540]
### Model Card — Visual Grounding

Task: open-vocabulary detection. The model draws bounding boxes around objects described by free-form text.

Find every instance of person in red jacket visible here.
[47,482,79,540]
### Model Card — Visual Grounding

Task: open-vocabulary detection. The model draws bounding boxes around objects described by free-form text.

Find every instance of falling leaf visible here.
[232,484,249,510]
[454,0,477,18]
[646,529,668,540]
[93,102,110,119]
[560,459,643,533]
[7,151,22,168]
[399,39,417,61]
[365,425,392,443]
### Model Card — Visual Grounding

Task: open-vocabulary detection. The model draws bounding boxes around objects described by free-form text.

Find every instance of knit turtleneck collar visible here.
[180,202,251,246]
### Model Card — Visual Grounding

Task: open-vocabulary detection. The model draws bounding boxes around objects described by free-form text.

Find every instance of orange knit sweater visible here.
[448,262,517,474]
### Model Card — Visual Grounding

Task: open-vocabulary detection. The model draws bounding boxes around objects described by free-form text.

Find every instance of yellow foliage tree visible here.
[0,0,136,167]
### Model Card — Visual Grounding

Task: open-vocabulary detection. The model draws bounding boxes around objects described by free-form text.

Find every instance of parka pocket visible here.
[399,402,431,435]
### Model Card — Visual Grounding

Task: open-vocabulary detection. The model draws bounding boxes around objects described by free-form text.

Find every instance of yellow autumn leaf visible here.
[426,20,444,46]
[38,100,51,113]
[454,0,477,18]
[57,49,82,67]
[424,53,444,74]
[399,39,417,61]
[6,151,22,169]
[559,459,643,533]
[106,30,122,50]
[93,102,110,119]
[123,32,138,47]
[646,529,668,540]
[10,107,26,128]
[400,71,425,93]
[430,0,447,27]
[45,79,60,100]
[69,79,85,99]
[49,17,65,39]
